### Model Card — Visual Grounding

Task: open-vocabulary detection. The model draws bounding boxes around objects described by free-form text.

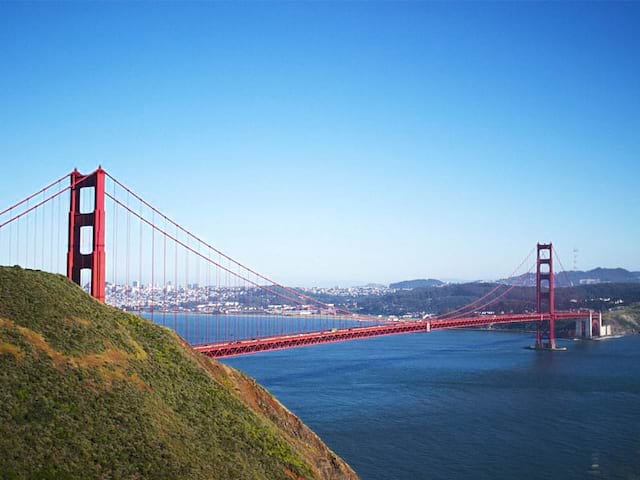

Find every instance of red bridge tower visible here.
[66,167,106,303]
[535,242,555,349]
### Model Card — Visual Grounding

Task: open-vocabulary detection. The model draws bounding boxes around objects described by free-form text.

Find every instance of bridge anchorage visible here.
[0,166,599,357]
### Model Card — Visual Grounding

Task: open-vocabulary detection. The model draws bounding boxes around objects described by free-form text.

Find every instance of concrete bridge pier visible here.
[576,312,605,338]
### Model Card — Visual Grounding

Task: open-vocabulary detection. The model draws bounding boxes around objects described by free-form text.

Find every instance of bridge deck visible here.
[193,311,591,358]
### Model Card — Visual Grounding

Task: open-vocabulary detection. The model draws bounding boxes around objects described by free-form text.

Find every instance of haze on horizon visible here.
[1,2,638,287]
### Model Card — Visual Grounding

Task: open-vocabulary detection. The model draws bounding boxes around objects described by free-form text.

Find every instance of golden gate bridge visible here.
[0,167,597,358]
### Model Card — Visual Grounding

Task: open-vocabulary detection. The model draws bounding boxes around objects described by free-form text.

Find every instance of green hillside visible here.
[0,266,357,480]
[604,303,640,334]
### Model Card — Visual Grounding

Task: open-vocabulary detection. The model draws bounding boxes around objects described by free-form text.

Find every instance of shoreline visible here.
[464,326,634,340]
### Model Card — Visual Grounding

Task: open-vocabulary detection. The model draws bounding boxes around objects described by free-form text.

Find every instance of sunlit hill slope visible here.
[0,266,358,480]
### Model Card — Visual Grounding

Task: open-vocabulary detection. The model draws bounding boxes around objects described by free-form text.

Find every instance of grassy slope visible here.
[604,303,640,334]
[0,267,357,480]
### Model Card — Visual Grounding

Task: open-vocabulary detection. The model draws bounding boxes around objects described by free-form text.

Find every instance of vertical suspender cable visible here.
[8,207,12,267]
[195,241,199,343]
[49,188,54,274]
[57,181,61,273]
[216,251,220,343]
[174,223,178,333]
[126,191,131,310]
[25,198,29,268]
[225,256,229,342]
[138,200,143,316]
[206,247,210,343]
[112,180,117,306]
[33,197,37,269]
[41,189,45,270]
[184,234,189,342]
[17,209,20,267]
[245,276,249,340]
[151,210,155,322]
[163,217,167,326]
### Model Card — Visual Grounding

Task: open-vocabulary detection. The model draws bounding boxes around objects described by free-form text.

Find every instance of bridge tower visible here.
[66,167,106,303]
[535,242,555,349]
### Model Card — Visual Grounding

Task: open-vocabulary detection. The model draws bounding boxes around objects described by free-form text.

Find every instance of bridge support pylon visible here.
[66,167,106,303]
[535,242,556,349]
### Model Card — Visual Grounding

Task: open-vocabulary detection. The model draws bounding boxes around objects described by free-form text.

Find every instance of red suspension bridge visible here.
[0,167,596,358]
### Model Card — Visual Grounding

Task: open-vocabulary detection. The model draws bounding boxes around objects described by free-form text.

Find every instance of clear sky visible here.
[1,2,639,286]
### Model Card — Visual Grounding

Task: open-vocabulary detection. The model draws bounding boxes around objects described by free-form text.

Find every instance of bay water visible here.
[221,330,640,479]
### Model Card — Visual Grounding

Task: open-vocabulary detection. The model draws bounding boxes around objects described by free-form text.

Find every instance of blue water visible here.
[223,331,640,480]
[144,312,375,344]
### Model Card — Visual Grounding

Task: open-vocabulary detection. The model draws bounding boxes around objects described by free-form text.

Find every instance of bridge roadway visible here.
[194,311,591,358]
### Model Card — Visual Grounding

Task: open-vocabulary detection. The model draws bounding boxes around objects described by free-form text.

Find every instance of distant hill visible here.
[346,281,640,318]
[388,269,640,290]
[503,268,640,287]
[390,278,444,289]
[0,267,358,480]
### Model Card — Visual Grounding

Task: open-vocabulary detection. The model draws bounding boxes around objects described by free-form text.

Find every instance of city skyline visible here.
[1,2,639,285]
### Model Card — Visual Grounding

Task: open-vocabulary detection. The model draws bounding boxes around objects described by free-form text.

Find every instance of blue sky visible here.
[1,2,639,286]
